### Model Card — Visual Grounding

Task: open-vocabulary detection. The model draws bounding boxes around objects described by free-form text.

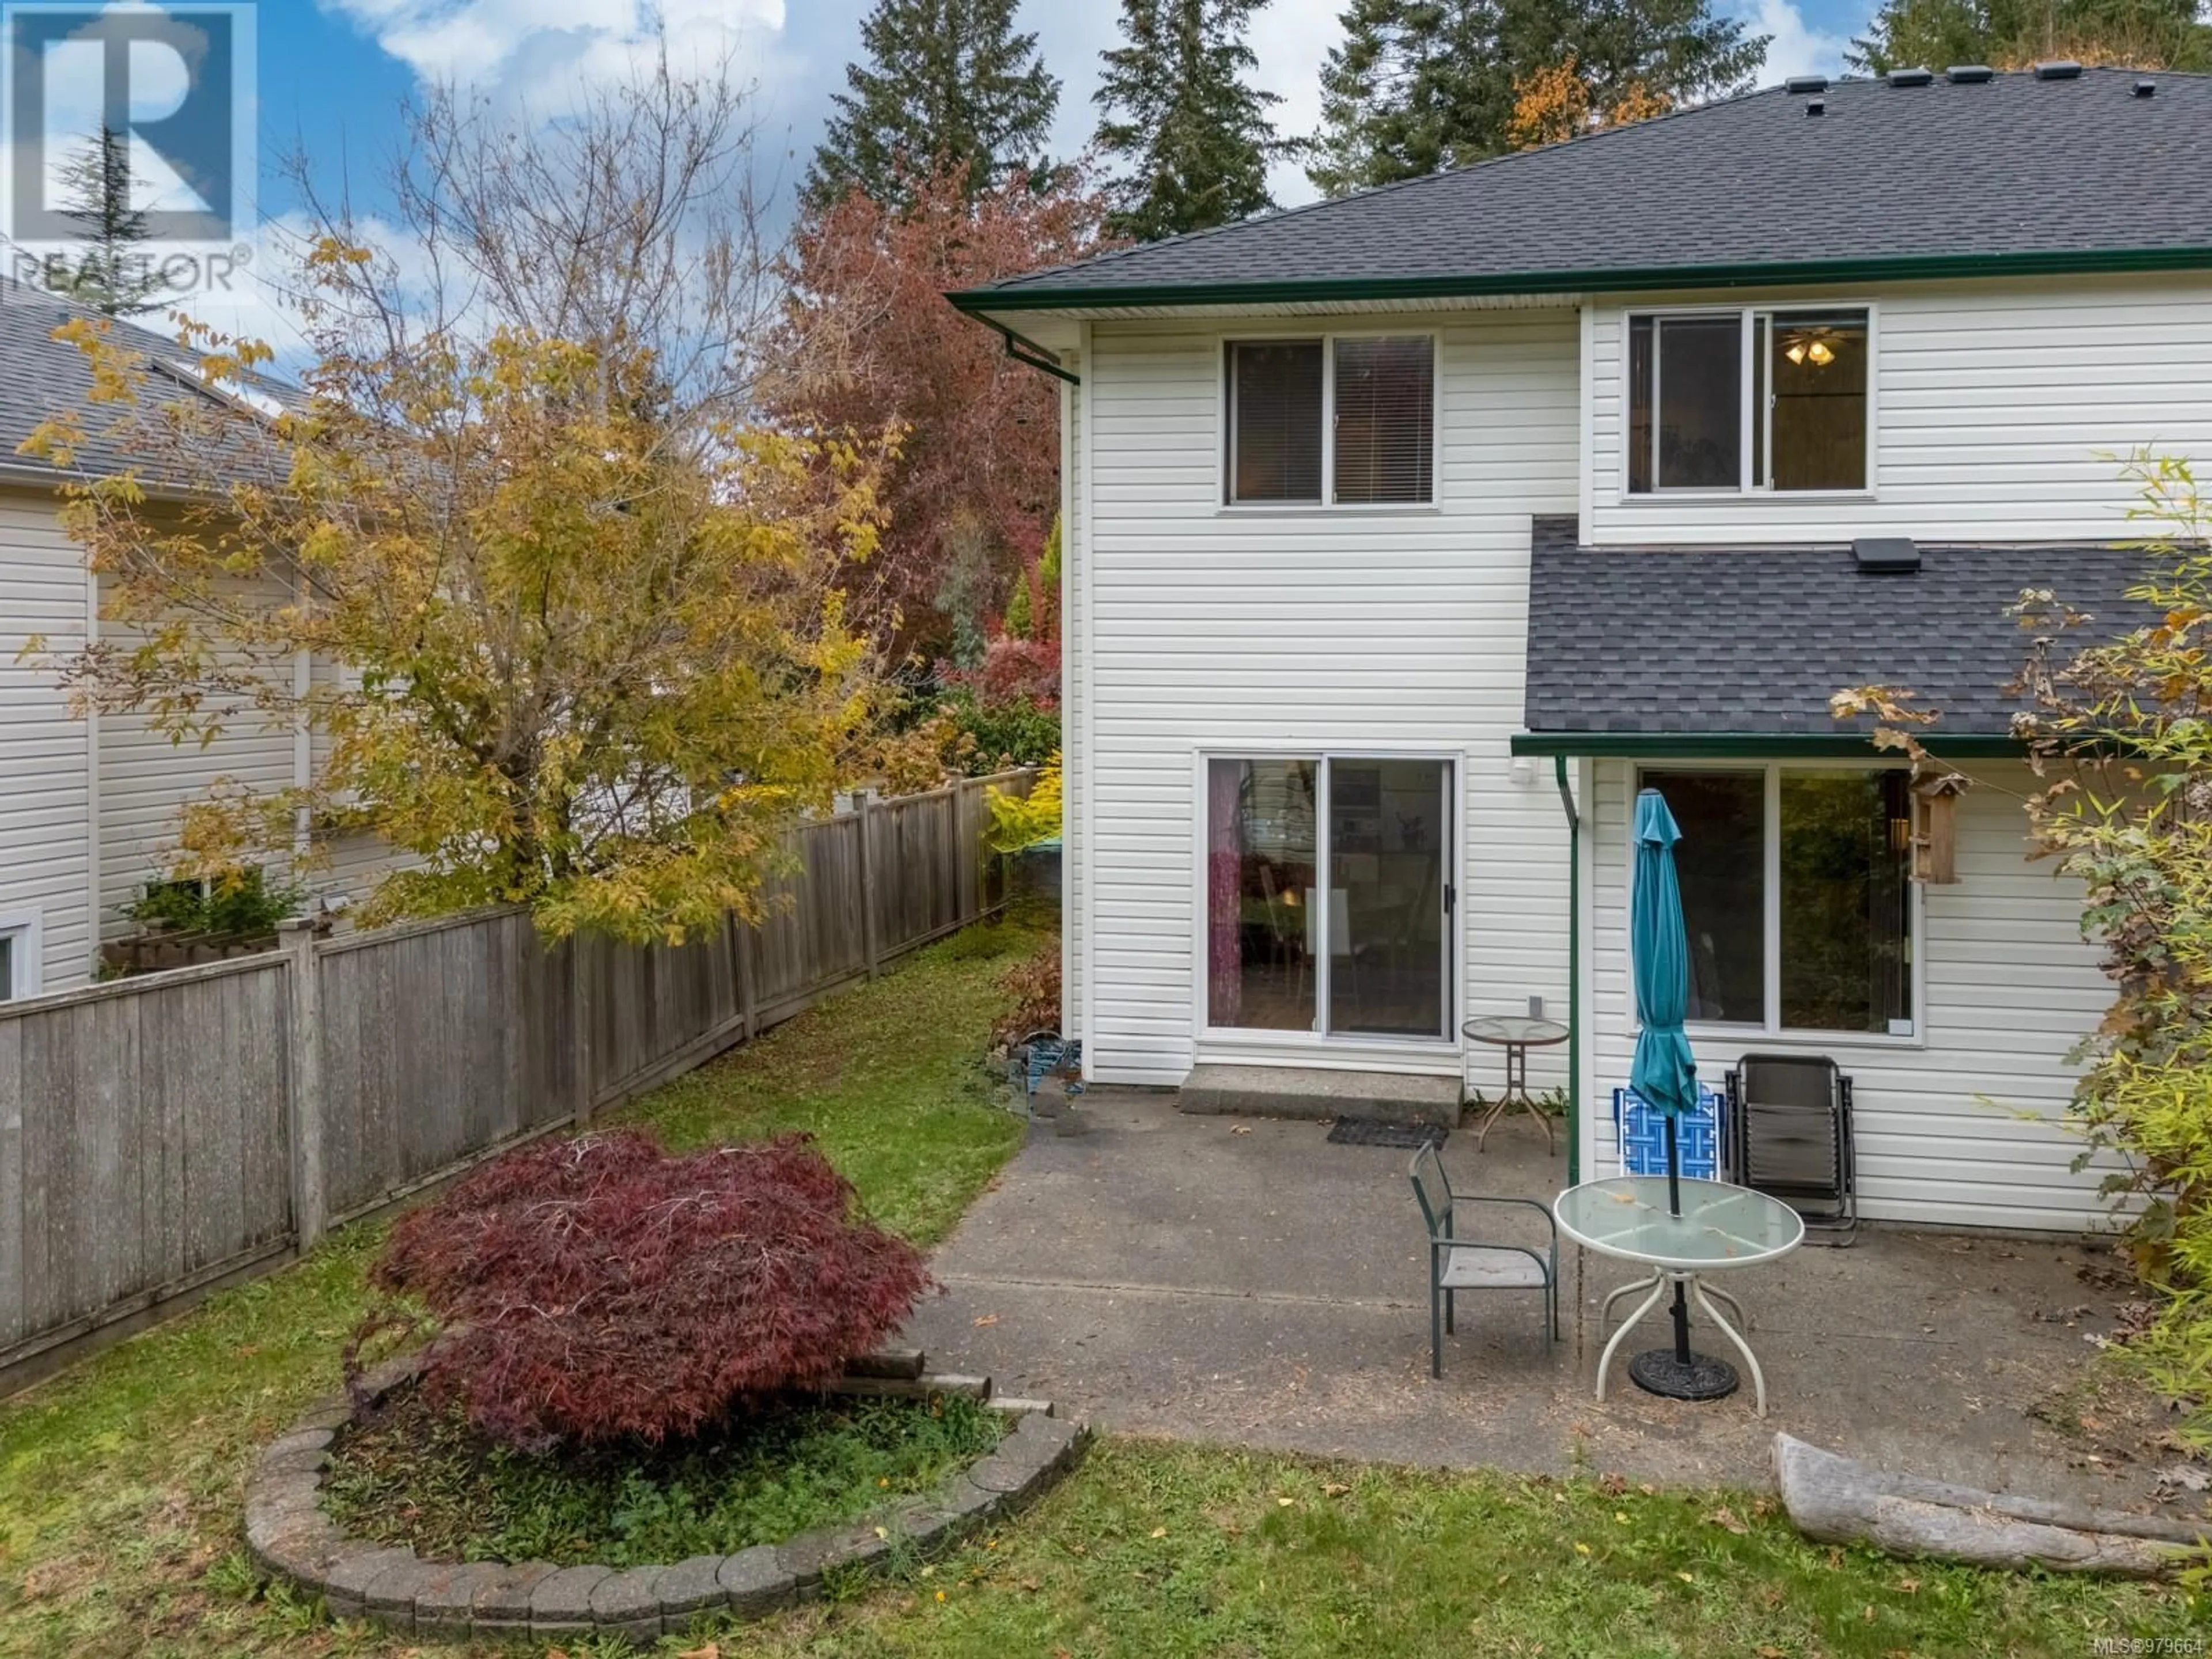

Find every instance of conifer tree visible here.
[1846,0,2209,72]
[1308,0,1764,196]
[805,0,1060,210]
[1094,0,1284,242]
[45,126,176,317]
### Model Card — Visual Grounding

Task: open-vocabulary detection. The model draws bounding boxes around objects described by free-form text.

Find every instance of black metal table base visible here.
[1627,1347,1740,1401]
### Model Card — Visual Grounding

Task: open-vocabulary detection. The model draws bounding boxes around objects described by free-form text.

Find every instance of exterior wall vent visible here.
[1786,75,1829,94]
[2034,59,2084,79]
[1887,67,1935,87]
[1946,65,1995,83]
[1854,537,1921,575]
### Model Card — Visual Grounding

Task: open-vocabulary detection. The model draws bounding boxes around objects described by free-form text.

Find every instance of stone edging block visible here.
[246,1346,1090,1646]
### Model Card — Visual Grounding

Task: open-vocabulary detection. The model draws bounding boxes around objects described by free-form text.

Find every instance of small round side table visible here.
[1462,1014,1568,1153]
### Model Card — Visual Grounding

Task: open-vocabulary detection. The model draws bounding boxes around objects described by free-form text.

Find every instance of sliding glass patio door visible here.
[1205,755,1454,1040]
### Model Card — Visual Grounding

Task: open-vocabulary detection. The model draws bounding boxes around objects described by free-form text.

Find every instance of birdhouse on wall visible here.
[1910,772,1969,884]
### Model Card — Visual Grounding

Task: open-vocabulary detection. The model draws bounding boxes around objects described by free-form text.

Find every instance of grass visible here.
[707,1439,2202,1659]
[323,1388,1006,1569]
[0,914,1044,1658]
[0,904,2199,1657]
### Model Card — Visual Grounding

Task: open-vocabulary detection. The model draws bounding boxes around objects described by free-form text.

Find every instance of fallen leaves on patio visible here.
[972,1313,1000,1328]
[1703,1505,1749,1535]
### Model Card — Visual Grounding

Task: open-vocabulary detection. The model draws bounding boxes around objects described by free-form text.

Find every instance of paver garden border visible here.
[244,1347,1090,1644]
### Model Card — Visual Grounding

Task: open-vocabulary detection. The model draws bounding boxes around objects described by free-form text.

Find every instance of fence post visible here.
[858,789,880,980]
[279,919,328,1248]
[571,934,594,1126]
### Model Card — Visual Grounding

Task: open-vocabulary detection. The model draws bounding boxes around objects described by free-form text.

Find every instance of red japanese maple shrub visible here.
[353,1128,931,1452]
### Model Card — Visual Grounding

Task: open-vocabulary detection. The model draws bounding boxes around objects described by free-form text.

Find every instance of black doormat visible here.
[1326,1119,1449,1150]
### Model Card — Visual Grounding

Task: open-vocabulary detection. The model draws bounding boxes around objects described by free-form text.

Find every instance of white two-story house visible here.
[951,65,2212,1234]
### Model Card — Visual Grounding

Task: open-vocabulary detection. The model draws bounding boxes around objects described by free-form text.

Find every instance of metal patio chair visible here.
[1726,1054,1858,1245]
[1408,1143,1559,1377]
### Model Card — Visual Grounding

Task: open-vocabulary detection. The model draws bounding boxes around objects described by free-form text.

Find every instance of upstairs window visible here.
[1226,335,1435,506]
[1627,308,1870,494]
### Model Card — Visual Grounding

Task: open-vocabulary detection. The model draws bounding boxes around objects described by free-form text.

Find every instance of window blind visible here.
[1332,337,1434,504]
[1229,342,1324,503]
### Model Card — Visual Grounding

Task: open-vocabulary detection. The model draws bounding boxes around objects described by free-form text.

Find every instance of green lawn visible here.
[0,910,2199,1658]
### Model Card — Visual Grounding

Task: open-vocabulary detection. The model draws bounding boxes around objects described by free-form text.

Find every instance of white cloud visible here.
[317,0,787,96]
[1739,0,1852,84]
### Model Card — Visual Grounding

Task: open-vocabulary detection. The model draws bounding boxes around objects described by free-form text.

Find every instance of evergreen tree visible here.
[805,0,1060,210]
[1093,0,1284,242]
[1308,0,1765,196]
[46,126,175,317]
[1847,0,2209,71]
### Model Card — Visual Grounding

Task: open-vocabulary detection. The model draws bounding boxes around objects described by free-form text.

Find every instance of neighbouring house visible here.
[950,65,2212,1234]
[0,281,388,998]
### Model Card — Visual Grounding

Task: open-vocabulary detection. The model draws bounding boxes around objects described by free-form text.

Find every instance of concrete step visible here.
[1176,1064,1463,1128]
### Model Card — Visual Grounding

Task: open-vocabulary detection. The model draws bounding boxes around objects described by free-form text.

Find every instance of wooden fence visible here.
[0,771,1030,1396]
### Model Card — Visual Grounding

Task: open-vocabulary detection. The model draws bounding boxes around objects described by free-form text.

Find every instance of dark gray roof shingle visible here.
[0,279,296,488]
[964,69,2212,305]
[1522,515,2164,737]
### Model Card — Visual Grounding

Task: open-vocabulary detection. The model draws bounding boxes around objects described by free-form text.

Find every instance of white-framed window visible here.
[1626,305,1872,495]
[1635,764,1917,1040]
[1224,334,1438,507]
[0,908,43,1002]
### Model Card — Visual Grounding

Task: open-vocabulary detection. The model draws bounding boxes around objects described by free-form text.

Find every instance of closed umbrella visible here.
[1627,787,1737,1402]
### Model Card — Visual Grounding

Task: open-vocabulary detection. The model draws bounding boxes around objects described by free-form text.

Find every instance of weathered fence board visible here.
[0,770,1032,1395]
[0,958,291,1380]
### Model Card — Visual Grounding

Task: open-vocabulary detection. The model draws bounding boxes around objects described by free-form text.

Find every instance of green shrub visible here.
[123,866,305,935]
[948,690,1060,772]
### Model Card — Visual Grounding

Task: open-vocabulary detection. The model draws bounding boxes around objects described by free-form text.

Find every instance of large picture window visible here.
[1206,756,1453,1038]
[1226,336,1435,506]
[1639,767,1914,1037]
[1627,307,1870,494]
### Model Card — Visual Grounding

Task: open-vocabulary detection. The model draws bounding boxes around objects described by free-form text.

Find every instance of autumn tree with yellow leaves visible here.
[1506,55,1673,150]
[23,58,892,946]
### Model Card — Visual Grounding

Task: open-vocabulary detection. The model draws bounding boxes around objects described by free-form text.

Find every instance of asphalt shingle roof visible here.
[964,68,2212,306]
[0,279,295,488]
[1522,515,2165,737]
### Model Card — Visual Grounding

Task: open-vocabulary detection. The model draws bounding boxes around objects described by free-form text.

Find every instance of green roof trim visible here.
[948,244,2212,316]
[1510,732,2032,760]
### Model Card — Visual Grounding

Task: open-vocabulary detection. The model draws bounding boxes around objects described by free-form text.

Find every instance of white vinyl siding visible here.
[1582,759,2118,1233]
[0,490,90,992]
[1077,309,1580,1087]
[96,579,297,945]
[1588,273,2212,544]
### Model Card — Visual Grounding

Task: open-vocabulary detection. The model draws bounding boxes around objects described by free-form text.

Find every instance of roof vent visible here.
[1946,64,1995,83]
[2135,77,2157,97]
[1854,537,1921,575]
[1887,67,1934,87]
[1785,74,1828,94]
[1805,97,1825,117]
[2034,59,2084,79]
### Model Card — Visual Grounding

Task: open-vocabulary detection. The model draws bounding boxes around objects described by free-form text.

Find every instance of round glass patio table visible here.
[1553,1176,1805,1416]
[1463,1015,1568,1153]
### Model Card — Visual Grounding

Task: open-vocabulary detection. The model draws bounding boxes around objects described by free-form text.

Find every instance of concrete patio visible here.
[904,1085,2205,1515]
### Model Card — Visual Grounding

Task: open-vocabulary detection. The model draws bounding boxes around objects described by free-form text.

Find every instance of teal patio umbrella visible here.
[1630,789,1698,1218]
[1628,787,1737,1402]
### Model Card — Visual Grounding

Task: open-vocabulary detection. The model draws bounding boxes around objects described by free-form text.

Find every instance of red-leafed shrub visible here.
[940,637,1060,709]
[352,1129,931,1452]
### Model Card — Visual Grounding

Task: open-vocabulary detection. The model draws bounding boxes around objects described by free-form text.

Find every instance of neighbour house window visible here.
[1226,336,1435,506]
[1639,767,1914,1037]
[1626,308,1870,494]
[0,910,39,1002]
